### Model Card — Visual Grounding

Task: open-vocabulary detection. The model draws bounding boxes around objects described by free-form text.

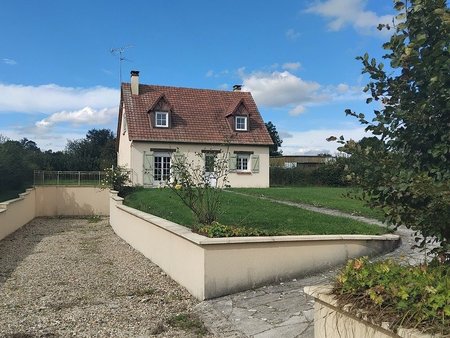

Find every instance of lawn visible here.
[232,187,384,221]
[124,188,388,236]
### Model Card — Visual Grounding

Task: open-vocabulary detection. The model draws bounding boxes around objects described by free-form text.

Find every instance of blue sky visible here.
[0,0,395,154]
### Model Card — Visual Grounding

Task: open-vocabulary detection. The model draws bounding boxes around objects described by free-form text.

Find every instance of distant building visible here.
[270,155,334,169]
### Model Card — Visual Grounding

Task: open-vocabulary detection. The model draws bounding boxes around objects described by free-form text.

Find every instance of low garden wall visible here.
[304,285,437,338]
[0,186,109,241]
[109,191,400,300]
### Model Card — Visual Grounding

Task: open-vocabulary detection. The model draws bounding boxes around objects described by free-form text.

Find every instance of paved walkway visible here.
[195,196,428,338]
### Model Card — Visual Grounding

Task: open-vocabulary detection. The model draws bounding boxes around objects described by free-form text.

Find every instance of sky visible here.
[0,0,396,155]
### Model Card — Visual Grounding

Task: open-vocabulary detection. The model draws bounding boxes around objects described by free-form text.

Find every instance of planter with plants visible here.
[305,257,449,338]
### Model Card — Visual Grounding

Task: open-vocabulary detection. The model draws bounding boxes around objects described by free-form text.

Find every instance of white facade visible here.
[118,139,270,188]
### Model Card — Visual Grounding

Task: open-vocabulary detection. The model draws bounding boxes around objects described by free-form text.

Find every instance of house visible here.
[117,71,273,188]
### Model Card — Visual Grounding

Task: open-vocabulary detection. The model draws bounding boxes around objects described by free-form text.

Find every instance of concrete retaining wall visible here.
[109,191,400,300]
[0,186,109,241]
[35,186,109,216]
[0,189,36,241]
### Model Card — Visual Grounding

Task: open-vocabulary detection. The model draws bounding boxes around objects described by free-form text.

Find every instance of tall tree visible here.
[66,129,116,170]
[338,0,450,258]
[265,121,283,156]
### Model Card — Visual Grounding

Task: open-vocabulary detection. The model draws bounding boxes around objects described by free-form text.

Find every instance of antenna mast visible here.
[110,45,133,85]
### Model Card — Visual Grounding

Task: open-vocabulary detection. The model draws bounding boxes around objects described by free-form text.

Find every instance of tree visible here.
[0,140,29,190]
[265,121,283,156]
[338,0,450,259]
[66,129,116,170]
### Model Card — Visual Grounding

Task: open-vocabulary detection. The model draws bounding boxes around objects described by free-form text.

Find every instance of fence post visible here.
[57,171,60,185]
[78,171,81,186]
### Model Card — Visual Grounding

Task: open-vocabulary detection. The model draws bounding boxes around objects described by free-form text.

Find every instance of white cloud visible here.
[306,0,393,35]
[286,28,301,40]
[282,62,301,71]
[2,58,17,65]
[0,83,119,114]
[0,127,87,151]
[280,127,367,155]
[35,106,117,129]
[288,105,306,116]
[241,70,324,107]
[240,69,364,114]
[336,83,349,93]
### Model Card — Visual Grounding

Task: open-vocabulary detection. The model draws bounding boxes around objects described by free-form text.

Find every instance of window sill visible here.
[236,171,252,175]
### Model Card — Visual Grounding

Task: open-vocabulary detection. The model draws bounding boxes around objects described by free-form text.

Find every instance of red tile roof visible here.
[119,83,273,146]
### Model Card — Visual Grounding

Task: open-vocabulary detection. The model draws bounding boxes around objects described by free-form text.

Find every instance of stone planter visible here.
[304,285,439,338]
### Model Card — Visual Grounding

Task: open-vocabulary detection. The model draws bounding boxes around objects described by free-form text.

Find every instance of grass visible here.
[232,187,385,221]
[124,188,388,236]
[167,313,209,336]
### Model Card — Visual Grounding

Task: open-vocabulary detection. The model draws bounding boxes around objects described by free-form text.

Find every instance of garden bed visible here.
[124,188,388,237]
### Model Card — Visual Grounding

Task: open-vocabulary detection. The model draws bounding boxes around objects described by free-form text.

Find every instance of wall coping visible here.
[116,202,400,246]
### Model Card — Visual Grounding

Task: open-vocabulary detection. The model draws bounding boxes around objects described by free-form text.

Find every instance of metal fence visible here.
[33,170,106,186]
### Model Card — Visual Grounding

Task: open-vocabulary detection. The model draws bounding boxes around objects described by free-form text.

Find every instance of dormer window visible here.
[235,116,248,131]
[155,111,169,127]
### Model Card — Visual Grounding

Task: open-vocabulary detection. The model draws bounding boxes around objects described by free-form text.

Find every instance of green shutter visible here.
[229,154,237,172]
[172,152,184,182]
[251,155,260,173]
[143,151,154,186]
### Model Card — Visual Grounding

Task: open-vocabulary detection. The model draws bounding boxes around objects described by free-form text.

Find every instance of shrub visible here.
[270,159,349,187]
[334,257,450,335]
[196,221,269,238]
[101,165,131,196]
[169,150,229,225]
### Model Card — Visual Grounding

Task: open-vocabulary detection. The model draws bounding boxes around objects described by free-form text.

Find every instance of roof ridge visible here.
[122,82,249,94]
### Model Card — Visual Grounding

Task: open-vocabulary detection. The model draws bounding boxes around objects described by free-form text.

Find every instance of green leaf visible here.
[394,1,405,10]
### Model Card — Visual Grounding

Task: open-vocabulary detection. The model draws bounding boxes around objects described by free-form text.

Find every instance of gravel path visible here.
[0,217,208,338]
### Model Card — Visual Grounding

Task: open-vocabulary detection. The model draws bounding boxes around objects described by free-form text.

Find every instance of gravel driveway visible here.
[0,217,208,337]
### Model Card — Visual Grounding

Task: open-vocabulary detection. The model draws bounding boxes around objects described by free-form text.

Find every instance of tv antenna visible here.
[110,45,133,84]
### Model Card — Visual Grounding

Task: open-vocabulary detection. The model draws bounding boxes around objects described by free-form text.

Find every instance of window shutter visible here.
[229,154,237,172]
[251,155,260,173]
[172,152,184,182]
[143,151,154,186]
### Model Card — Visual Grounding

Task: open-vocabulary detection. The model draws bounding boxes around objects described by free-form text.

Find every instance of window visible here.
[154,154,171,181]
[205,153,215,173]
[237,154,249,171]
[235,116,247,131]
[155,111,169,127]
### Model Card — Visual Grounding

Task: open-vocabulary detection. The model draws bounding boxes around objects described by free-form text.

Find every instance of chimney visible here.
[232,84,242,92]
[130,70,139,95]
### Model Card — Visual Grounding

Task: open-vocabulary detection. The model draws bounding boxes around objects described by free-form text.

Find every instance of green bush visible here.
[101,165,131,197]
[334,257,450,335]
[196,222,270,238]
[270,160,349,187]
